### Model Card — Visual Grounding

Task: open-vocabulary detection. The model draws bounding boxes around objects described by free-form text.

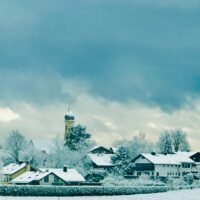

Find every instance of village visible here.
[0,110,200,187]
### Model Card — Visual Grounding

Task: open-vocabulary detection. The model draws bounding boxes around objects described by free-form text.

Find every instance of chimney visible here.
[19,161,24,165]
[151,152,156,156]
[63,165,67,172]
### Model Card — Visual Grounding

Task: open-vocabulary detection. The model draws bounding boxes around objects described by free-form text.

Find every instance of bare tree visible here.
[171,130,190,152]
[4,130,27,163]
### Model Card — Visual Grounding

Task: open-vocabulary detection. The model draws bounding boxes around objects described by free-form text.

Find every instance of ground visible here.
[0,189,199,200]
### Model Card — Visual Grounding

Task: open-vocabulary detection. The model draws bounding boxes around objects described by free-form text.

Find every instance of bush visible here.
[0,185,167,196]
[184,174,194,185]
[103,175,164,187]
[85,170,107,183]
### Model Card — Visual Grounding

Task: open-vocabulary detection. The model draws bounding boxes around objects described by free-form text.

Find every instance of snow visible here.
[0,189,199,200]
[11,168,85,184]
[88,146,113,154]
[89,146,104,152]
[141,152,195,165]
[110,147,118,154]
[66,108,74,117]
[1,163,27,175]
[41,168,85,182]
[88,154,114,166]
[11,171,37,184]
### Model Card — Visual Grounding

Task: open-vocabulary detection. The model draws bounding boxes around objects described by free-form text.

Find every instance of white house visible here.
[11,166,85,185]
[87,146,115,170]
[131,152,199,178]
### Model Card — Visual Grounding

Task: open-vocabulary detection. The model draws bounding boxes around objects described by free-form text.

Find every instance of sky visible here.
[0,0,200,150]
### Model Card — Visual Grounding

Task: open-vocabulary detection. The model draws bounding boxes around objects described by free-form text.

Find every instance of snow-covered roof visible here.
[176,151,198,158]
[11,168,85,184]
[88,146,113,154]
[38,168,85,182]
[110,147,118,153]
[65,108,74,118]
[88,153,114,167]
[2,163,28,175]
[140,152,195,165]
[11,171,37,184]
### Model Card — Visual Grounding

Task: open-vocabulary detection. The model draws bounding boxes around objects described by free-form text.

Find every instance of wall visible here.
[154,164,179,177]
[39,174,65,186]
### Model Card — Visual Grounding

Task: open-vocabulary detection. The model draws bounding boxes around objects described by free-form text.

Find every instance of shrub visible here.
[85,170,107,183]
[0,185,167,196]
[103,175,164,187]
[184,174,194,185]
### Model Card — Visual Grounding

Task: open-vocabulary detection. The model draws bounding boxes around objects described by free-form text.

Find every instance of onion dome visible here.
[64,107,75,120]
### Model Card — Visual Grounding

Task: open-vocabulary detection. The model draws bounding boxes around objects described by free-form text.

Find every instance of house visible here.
[89,146,114,154]
[1,162,39,184]
[131,152,197,178]
[11,166,85,185]
[87,146,115,170]
[178,152,200,176]
[88,153,115,169]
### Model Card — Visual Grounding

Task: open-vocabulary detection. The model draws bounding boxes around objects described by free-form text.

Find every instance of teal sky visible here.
[0,0,200,150]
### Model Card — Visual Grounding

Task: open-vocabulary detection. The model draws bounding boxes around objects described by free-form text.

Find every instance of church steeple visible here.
[64,107,75,138]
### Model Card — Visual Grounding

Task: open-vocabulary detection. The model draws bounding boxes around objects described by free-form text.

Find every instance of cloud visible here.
[0,1,200,150]
[0,1,200,111]
[0,81,200,151]
[136,0,200,9]
[0,107,20,122]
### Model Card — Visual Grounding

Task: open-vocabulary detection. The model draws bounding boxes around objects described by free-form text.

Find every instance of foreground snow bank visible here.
[0,185,167,196]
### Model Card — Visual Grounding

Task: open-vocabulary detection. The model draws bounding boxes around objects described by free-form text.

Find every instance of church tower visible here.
[64,108,75,138]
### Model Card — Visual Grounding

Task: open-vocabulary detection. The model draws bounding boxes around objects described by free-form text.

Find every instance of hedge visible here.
[0,185,167,196]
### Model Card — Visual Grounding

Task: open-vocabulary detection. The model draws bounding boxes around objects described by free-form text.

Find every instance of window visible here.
[182,163,190,168]
[44,176,49,183]
[156,172,159,176]
[54,176,59,183]
[137,172,141,176]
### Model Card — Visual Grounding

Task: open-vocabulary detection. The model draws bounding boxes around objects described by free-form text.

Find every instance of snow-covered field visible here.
[0,189,199,200]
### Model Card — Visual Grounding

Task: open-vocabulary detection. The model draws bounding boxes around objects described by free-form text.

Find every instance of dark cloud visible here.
[0,0,200,110]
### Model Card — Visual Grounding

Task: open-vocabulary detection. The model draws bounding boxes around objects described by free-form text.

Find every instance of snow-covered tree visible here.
[111,146,133,176]
[46,135,93,175]
[85,170,107,183]
[171,130,190,152]
[64,125,92,151]
[0,159,3,182]
[20,140,46,166]
[115,133,154,158]
[158,130,190,153]
[158,131,173,154]
[4,130,27,163]
[46,135,66,168]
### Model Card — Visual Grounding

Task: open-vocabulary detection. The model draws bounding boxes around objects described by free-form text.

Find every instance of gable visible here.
[190,152,200,162]
[90,146,113,154]
[133,155,152,164]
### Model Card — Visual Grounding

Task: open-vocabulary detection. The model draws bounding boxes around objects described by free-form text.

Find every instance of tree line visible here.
[0,125,191,179]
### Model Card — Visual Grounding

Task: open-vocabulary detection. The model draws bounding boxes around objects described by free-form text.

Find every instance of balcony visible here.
[133,163,155,171]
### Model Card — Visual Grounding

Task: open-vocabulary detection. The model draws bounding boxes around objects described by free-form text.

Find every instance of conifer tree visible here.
[64,125,91,151]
